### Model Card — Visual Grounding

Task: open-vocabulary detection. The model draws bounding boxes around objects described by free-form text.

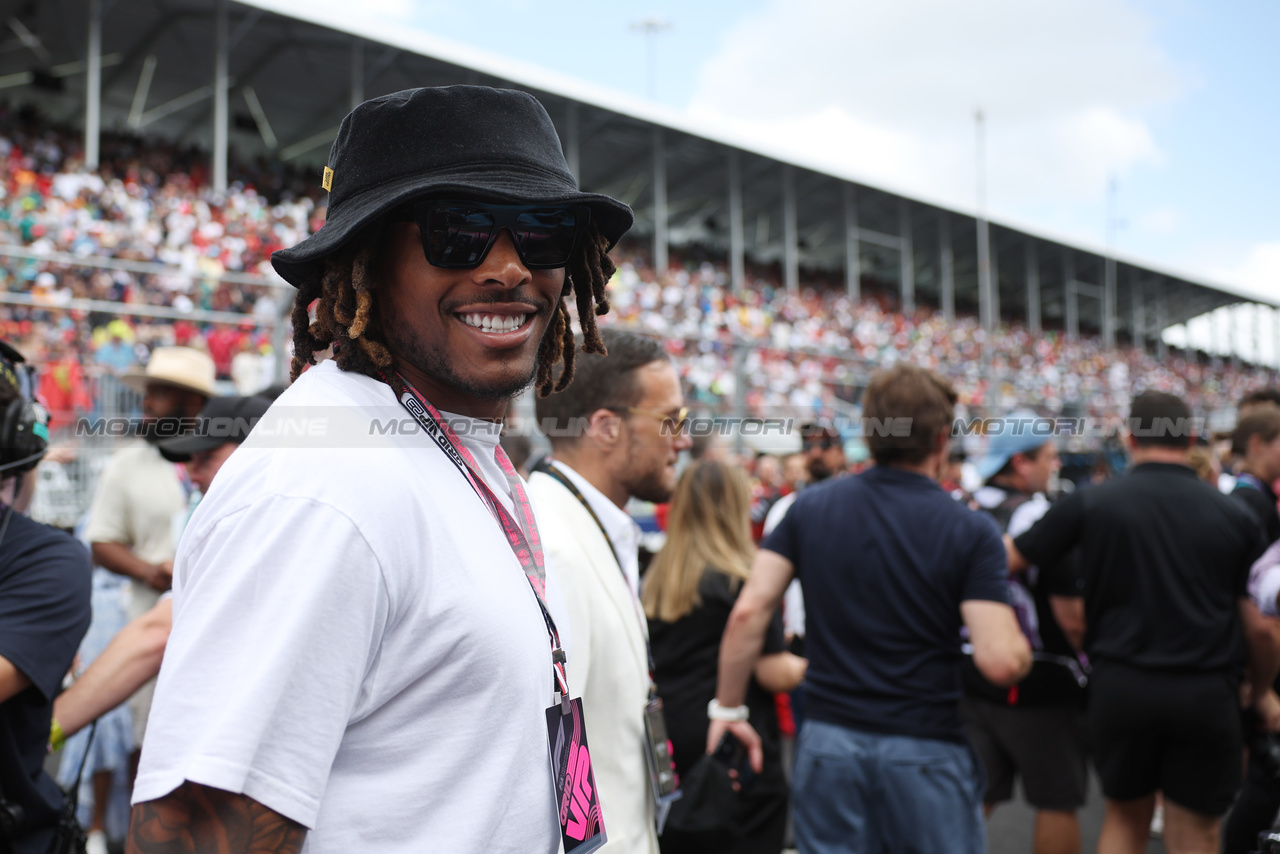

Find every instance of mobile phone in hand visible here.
[712,732,757,793]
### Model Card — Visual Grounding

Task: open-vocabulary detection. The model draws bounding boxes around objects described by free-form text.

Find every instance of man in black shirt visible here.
[963,411,1086,854]
[0,340,91,854]
[1008,390,1271,854]
[1220,405,1280,853]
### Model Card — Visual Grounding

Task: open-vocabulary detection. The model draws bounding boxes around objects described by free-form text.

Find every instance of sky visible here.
[300,0,1279,358]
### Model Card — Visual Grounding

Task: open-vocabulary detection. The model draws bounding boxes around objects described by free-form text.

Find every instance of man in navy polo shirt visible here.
[707,362,1031,854]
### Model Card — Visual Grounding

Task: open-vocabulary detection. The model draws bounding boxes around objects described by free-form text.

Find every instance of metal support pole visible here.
[1274,307,1280,370]
[1156,294,1167,360]
[273,289,290,385]
[783,165,798,293]
[844,184,860,300]
[1233,305,1242,368]
[939,213,953,322]
[564,102,580,180]
[732,340,747,457]
[977,217,993,330]
[1209,307,1220,357]
[1065,252,1078,339]
[728,149,744,295]
[350,38,364,110]
[85,0,102,170]
[212,0,229,193]
[898,199,914,313]
[1103,255,1117,348]
[1025,241,1040,334]
[1255,303,1262,367]
[652,127,667,277]
[989,229,1000,325]
[1132,283,1145,352]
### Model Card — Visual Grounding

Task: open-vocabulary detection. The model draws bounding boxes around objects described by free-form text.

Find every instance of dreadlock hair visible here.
[288,220,617,399]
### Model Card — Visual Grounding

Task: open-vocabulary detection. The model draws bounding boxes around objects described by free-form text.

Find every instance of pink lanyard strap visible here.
[383,373,569,698]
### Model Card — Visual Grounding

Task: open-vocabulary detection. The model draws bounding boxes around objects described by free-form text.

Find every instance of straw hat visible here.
[122,347,216,397]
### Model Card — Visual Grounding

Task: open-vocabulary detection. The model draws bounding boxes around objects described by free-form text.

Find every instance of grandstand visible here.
[0,0,1276,445]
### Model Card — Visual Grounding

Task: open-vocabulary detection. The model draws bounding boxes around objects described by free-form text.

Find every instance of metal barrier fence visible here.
[6,247,1274,523]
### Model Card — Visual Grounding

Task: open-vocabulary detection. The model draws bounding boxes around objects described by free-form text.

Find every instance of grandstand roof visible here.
[2,0,1274,344]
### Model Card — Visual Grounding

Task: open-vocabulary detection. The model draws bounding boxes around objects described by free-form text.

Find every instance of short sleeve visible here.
[1239,521,1270,598]
[961,514,1009,604]
[84,454,131,546]
[1038,547,1085,599]
[132,495,391,828]
[0,529,91,701]
[1014,491,1087,570]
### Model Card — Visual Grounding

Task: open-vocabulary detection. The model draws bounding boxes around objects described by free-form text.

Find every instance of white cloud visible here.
[265,0,420,21]
[686,0,1181,216]
[1134,206,1181,236]
[1214,241,1280,302]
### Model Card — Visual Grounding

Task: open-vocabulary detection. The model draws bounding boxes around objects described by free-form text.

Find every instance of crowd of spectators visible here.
[0,102,1272,437]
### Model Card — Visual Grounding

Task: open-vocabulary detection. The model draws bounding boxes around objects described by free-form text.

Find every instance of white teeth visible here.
[461,313,527,332]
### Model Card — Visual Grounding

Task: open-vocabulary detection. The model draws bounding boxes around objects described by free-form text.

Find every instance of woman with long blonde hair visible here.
[644,460,806,854]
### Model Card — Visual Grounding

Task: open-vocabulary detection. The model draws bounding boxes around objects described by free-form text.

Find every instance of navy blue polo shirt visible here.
[0,510,91,853]
[764,466,1008,743]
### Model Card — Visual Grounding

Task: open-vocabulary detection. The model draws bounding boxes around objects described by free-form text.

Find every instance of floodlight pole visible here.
[975,109,994,331]
[85,0,102,171]
[630,18,672,101]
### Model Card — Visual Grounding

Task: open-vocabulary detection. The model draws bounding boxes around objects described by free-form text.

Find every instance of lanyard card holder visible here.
[642,696,683,835]
[547,696,607,854]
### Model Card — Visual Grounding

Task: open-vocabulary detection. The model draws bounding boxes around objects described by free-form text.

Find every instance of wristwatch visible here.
[707,698,749,722]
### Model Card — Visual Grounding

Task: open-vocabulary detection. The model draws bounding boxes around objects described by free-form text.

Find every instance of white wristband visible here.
[707,698,749,722]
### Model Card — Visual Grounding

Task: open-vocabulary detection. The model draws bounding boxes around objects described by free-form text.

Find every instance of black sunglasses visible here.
[399,199,591,270]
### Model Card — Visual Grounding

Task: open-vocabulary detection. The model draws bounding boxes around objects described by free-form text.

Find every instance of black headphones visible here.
[0,340,49,476]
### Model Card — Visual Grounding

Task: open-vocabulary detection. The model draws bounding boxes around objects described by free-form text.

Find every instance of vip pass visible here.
[707,698,749,722]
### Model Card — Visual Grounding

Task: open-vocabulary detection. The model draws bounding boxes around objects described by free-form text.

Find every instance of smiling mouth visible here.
[457,312,530,333]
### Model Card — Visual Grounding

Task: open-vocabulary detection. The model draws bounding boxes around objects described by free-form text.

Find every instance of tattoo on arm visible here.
[127,781,307,854]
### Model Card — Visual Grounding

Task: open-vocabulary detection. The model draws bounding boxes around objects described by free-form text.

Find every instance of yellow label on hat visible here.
[322,167,334,192]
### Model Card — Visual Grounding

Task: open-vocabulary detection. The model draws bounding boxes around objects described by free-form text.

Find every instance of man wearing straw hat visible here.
[85,345,214,760]
[129,86,632,854]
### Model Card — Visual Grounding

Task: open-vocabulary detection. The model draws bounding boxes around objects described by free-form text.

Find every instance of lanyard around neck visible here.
[535,457,660,700]
[383,372,569,699]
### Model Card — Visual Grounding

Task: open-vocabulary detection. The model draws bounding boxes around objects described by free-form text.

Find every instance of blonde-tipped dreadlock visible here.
[288,222,616,397]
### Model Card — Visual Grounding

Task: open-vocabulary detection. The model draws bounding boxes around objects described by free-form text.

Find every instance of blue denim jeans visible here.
[792,719,986,854]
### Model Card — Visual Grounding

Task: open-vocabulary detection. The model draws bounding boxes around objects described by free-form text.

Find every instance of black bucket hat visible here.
[271,85,634,289]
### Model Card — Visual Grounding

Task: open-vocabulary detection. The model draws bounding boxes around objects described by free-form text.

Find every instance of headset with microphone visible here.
[0,340,49,549]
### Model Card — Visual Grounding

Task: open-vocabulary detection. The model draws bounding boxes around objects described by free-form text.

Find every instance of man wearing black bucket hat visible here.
[130,86,632,854]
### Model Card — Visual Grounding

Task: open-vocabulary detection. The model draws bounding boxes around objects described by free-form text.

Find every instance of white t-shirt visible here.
[133,361,565,854]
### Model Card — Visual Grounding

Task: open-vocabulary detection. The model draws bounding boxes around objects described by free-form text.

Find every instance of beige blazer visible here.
[529,471,660,854]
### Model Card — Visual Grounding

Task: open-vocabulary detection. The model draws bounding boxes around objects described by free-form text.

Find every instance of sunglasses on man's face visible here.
[400,200,591,270]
